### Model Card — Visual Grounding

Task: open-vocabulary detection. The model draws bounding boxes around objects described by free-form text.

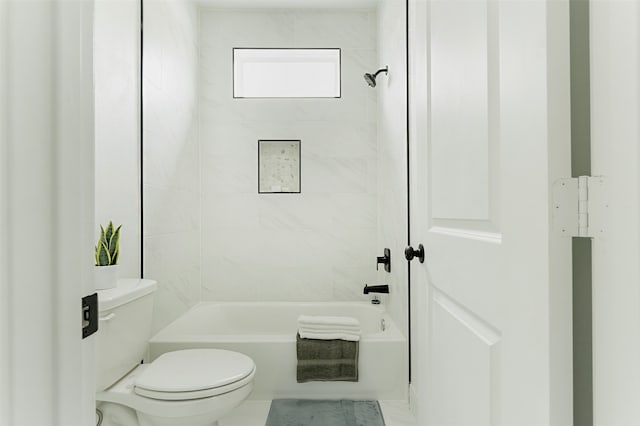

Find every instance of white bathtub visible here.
[148,302,408,400]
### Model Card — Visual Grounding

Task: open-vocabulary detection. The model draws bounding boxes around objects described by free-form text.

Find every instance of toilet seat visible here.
[134,349,256,401]
[97,361,255,421]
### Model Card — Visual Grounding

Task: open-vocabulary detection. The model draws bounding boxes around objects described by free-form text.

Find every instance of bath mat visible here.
[265,399,385,426]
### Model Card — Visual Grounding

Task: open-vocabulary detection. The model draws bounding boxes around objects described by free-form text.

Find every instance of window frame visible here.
[232,48,342,99]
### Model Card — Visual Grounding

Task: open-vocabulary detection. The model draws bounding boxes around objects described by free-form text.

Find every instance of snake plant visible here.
[95,221,121,266]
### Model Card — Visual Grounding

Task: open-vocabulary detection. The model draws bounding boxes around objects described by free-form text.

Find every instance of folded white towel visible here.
[298,329,361,342]
[299,324,361,333]
[297,315,360,328]
[298,326,361,337]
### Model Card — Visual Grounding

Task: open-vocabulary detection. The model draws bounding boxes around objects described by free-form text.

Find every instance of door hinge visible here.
[553,176,607,238]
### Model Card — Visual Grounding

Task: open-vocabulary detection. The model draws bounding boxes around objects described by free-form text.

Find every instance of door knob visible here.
[404,244,425,263]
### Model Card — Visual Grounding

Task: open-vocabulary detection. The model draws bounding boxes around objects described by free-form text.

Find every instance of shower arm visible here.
[373,67,388,78]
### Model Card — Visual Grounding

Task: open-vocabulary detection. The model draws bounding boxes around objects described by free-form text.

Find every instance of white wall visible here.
[376,0,409,345]
[591,1,640,423]
[143,0,200,333]
[94,0,141,278]
[198,8,379,302]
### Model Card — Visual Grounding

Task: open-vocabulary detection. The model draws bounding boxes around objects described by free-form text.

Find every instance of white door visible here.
[0,1,96,425]
[590,1,640,424]
[408,0,573,424]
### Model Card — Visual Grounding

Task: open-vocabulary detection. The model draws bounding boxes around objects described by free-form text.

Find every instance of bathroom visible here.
[2,0,640,425]
[95,0,410,423]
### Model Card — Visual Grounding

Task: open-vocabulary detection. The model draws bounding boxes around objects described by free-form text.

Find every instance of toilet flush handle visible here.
[99,313,116,322]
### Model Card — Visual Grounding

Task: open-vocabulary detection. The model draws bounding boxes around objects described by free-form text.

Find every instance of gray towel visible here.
[296,333,359,382]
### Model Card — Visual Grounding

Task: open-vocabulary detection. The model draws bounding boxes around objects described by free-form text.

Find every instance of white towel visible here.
[298,329,361,342]
[299,327,361,339]
[299,324,361,333]
[297,315,360,328]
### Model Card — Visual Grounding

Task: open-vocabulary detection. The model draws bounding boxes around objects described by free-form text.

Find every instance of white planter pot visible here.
[95,265,119,290]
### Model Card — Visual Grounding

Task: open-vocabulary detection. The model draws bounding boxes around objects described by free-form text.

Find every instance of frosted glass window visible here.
[233,48,341,98]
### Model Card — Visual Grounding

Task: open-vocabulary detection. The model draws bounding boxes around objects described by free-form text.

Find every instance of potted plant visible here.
[95,221,121,290]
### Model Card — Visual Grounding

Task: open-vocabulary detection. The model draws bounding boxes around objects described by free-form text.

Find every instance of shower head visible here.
[364,66,388,87]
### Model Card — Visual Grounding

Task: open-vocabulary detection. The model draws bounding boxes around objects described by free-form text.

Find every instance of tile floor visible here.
[219,400,417,426]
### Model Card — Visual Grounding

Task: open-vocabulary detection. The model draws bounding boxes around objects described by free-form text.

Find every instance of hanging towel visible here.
[296,333,359,382]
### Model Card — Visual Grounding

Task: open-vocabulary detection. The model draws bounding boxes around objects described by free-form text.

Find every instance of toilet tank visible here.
[96,278,158,392]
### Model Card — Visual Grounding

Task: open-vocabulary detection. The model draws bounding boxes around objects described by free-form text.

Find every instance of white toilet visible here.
[95,279,256,426]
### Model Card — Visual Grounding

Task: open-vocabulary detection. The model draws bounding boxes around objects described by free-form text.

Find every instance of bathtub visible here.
[148,302,408,400]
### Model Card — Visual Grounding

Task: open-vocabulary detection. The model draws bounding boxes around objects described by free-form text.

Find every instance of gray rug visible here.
[265,399,385,426]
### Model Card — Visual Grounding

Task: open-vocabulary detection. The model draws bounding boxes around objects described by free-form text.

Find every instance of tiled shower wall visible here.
[376,0,409,346]
[141,5,412,334]
[94,0,141,279]
[143,0,200,333]
[198,9,379,302]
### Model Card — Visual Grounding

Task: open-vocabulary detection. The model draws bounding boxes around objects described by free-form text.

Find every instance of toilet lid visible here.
[134,349,255,398]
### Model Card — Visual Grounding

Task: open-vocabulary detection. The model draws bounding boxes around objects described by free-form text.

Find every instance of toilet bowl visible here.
[97,349,256,426]
[96,279,256,426]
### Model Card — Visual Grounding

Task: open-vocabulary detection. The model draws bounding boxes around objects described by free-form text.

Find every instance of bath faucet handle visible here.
[376,248,391,272]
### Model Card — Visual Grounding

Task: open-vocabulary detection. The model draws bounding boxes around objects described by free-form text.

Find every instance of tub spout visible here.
[363,284,389,294]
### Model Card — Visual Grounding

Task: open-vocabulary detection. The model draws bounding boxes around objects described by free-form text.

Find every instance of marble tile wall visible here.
[94,0,141,279]
[143,0,201,333]
[376,1,409,341]
[199,8,379,302]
